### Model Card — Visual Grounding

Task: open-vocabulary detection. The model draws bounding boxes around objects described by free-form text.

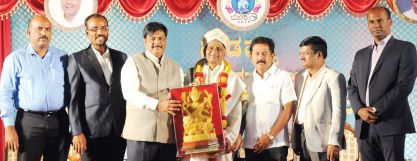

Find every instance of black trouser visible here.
[295,124,331,161]
[81,128,126,161]
[126,140,176,161]
[15,109,70,161]
[358,124,405,161]
[245,146,288,161]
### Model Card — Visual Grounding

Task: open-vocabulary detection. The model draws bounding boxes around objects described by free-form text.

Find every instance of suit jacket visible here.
[348,37,417,138]
[294,65,346,152]
[68,46,127,138]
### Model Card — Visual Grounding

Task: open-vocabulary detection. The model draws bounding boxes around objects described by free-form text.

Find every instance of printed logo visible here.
[218,0,269,31]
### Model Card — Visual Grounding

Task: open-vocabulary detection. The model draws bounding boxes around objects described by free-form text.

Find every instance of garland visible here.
[194,59,232,129]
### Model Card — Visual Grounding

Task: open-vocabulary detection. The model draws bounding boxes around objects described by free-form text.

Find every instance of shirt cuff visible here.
[146,98,159,111]
[3,116,15,127]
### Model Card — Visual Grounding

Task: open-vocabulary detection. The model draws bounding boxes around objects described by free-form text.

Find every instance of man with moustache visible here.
[120,22,183,161]
[242,36,296,161]
[348,6,416,161]
[68,14,127,161]
[0,15,70,161]
[293,36,346,161]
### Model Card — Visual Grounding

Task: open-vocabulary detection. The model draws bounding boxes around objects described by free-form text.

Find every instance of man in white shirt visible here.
[293,36,346,161]
[242,36,297,161]
[120,22,183,161]
[403,0,417,20]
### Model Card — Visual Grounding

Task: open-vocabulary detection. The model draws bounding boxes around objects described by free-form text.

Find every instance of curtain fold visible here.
[0,18,11,161]
[118,0,159,20]
[296,0,335,16]
[266,0,292,21]
[341,0,380,16]
[162,0,204,22]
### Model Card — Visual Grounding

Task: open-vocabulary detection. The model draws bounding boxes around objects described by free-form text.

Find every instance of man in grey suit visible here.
[348,6,416,161]
[293,36,346,161]
[67,14,127,161]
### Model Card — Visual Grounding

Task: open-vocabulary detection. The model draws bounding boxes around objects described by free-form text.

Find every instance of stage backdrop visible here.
[10,1,417,160]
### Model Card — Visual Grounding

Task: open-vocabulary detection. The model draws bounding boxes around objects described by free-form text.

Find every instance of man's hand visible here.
[225,137,232,153]
[357,107,378,124]
[231,134,243,152]
[157,98,181,116]
[253,134,272,153]
[72,133,87,154]
[5,126,19,152]
[326,144,339,161]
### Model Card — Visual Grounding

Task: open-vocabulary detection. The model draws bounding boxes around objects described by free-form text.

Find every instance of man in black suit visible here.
[348,6,417,161]
[67,14,127,161]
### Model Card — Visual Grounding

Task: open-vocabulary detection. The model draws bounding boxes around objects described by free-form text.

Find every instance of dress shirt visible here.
[121,51,184,111]
[0,44,67,126]
[366,34,392,106]
[92,47,112,85]
[243,64,297,149]
[297,65,325,124]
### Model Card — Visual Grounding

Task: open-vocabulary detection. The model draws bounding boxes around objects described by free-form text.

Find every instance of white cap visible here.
[202,28,230,48]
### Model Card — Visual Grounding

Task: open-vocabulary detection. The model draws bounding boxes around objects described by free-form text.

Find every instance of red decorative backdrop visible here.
[341,0,380,16]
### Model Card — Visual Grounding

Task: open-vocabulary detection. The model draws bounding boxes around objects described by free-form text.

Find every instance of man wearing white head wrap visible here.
[183,28,247,161]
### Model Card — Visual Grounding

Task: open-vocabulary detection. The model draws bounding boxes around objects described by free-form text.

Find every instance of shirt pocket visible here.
[51,66,65,85]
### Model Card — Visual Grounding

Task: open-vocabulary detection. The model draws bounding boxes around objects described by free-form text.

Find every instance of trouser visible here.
[81,128,126,161]
[15,109,70,161]
[126,140,177,161]
[245,146,288,161]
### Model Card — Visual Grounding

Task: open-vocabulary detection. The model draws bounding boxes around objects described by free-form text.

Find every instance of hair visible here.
[299,36,328,59]
[249,36,275,53]
[84,14,108,28]
[368,6,391,20]
[143,22,168,38]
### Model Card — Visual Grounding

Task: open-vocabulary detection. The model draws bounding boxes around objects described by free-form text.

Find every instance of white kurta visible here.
[184,62,246,161]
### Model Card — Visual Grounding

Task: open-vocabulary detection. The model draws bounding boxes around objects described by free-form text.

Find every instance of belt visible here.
[17,108,63,116]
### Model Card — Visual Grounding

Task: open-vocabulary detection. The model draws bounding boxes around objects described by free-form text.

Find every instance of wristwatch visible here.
[267,133,275,140]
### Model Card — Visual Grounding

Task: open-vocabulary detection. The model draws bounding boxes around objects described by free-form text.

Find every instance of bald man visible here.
[348,6,416,161]
[0,16,70,161]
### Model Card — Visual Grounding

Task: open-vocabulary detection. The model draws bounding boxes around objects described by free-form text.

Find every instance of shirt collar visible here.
[92,47,110,58]
[372,34,392,50]
[303,64,326,79]
[253,63,278,80]
[26,44,58,56]
[145,51,165,65]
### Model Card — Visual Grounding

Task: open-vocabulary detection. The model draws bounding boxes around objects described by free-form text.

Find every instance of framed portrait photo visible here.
[45,0,98,30]
[393,0,417,24]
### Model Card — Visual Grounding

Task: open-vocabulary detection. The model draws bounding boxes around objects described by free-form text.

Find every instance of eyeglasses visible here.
[298,52,314,57]
[30,27,52,32]
[87,26,109,32]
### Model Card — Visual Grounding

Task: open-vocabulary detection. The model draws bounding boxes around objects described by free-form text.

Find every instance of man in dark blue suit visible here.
[67,14,127,161]
[348,6,417,161]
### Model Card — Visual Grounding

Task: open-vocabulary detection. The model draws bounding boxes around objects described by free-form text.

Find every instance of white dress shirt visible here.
[92,47,112,85]
[404,8,417,20]
[120,51,184,111]
[296,65,325,124]
[243,64,297,149]
[366,34,392,106]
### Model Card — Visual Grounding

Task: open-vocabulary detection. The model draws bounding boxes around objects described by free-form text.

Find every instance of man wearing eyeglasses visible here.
[0,15,70,161]
[67,13,127,161]
[292,36,346,161]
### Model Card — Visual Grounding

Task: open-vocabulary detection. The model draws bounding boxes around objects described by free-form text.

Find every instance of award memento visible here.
[170,84,225,157]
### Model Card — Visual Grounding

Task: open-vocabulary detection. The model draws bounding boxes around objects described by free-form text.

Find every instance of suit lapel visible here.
[302,67,327,106]
[362,46,373,95]
[369,37,395,83]
[109,49,119,86]
[86,47,107,83]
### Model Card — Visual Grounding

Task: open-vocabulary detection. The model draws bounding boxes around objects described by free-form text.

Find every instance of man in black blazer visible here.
[67,14,127,161]
[348,6,417,161]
